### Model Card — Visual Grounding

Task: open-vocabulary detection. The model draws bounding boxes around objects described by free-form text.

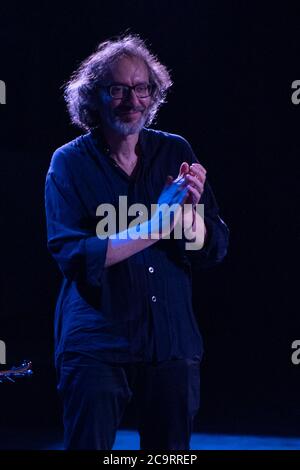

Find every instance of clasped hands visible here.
[150,161,207,240]
[171,161,207,206]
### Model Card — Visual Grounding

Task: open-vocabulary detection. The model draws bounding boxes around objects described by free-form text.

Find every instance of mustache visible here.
[115,106,145,114]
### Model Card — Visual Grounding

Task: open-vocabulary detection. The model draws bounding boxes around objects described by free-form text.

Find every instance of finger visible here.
[175,162,190,182]
[164,175,174,187]
[186,184,201,204]
[163,175,180,195]
[189,169,206,185]
[173,185,189,206]
[184,173,204,191]
[172,176,188,193]
[163,176,187,201]
[189,164,206,178]
[179,162,190,176]
[190,162,207,175]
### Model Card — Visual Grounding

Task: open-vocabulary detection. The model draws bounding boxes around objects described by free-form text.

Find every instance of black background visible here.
[0,1,299,441]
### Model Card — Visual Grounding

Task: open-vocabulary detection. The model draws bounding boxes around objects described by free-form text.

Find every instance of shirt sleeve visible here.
[45,167,109,288]
[187,179,229,269]
[178,136,230,270]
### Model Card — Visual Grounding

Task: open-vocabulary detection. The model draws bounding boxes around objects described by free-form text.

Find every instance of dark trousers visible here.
[57,354,201,450]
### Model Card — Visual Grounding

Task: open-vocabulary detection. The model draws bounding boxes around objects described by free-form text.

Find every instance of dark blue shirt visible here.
[45,127,229,365]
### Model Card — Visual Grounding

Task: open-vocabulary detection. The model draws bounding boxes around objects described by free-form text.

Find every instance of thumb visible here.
[165,175,174,186]
[179,162,190,177]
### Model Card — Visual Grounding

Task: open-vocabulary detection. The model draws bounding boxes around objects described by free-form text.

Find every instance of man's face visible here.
[99,56,154,136]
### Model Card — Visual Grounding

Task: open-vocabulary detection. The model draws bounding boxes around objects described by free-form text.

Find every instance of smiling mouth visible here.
[119,110,141,115]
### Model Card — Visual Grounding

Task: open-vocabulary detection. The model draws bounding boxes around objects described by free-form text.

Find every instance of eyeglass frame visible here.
[100,82,156,100]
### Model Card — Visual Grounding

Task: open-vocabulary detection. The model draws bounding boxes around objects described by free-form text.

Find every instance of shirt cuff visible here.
[85,236,109,287]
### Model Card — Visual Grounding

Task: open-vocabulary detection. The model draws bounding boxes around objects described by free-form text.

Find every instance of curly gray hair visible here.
[63,34,173,131]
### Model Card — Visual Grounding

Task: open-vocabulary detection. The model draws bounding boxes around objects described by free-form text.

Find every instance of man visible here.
[45,34,229,450]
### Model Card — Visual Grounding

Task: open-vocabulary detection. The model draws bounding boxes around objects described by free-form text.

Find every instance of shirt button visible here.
[151,295,157,302]
[148,266,154,273]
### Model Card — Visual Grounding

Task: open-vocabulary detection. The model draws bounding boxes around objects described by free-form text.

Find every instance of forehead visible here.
[108,56,149,84]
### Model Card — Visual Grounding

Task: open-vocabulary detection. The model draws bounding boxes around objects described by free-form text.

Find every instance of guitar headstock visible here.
[0,360,33,383]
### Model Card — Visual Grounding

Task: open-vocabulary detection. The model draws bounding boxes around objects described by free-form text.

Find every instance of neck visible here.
[102,127,140,162]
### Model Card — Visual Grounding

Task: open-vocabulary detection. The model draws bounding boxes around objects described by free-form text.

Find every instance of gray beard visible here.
[100,105,154,136]
[111,114,147,136]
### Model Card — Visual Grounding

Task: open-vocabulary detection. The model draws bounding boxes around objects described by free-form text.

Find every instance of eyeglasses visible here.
[103,83,154,99]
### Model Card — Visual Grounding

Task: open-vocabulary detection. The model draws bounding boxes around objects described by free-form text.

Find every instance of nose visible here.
[123,88,140,106]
